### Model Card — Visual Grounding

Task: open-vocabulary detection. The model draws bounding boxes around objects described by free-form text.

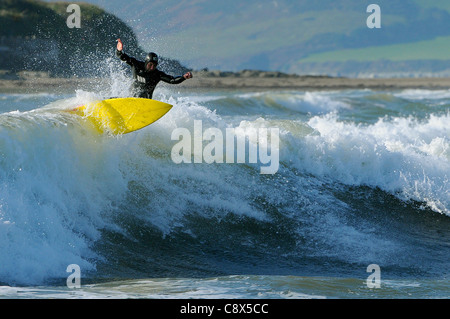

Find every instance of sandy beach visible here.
[184,74,450,91]
[1,72,450,93]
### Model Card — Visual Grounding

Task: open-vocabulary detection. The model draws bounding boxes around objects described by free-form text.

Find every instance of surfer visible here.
[116,38,193,99]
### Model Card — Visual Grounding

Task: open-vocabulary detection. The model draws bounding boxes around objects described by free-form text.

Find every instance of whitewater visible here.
[0,76,449,298]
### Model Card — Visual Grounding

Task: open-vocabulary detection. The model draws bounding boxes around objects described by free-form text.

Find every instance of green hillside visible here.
[41,0,450,75]
[0,0,187,76]
[300,36,450,62]
[106,0,450,73]
[157,10,404,60]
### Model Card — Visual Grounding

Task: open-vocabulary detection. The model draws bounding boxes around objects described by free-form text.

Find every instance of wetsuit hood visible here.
[145,52,159,71]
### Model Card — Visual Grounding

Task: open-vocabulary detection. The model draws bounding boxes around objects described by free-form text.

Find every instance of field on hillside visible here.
[299,36,450,63]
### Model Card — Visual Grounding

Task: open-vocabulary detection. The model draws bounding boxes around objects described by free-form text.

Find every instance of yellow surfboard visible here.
[70,98,172,134]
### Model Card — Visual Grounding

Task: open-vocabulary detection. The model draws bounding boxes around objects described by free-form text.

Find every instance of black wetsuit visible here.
[116,50,186,99]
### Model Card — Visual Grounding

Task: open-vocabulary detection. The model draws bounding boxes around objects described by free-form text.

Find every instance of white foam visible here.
[1,86,447,286]
[394,89,450,100]
[112,97,271,235]
[0,112,130,285]
[285,112,450,215]
[260,91,351,114]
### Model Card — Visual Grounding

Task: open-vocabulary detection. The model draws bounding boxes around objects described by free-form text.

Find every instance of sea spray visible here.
[0,107,130,284]
[0,88,448,291]
[286,112,450,215]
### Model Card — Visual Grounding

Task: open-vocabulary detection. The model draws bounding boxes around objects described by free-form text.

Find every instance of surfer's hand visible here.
[183,71,193,79]
[116,38,123,51]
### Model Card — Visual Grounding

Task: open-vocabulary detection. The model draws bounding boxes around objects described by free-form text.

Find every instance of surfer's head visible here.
[145,52,158,71]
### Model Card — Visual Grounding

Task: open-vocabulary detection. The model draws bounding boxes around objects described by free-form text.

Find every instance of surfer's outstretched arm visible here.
[160,71,193,84]
[115,38,139,67]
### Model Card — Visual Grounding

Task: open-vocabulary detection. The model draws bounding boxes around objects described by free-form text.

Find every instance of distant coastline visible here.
[1,70,450,93]
[185,70,450,91]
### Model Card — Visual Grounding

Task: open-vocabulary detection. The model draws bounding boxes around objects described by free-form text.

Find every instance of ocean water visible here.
[0,82,449,299]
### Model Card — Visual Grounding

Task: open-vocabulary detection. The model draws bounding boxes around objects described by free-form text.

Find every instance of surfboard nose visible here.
[67,97,172,135]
